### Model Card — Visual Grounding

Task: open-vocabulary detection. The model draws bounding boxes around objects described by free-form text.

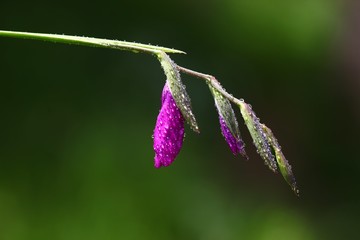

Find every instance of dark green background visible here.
[1,0,359,239]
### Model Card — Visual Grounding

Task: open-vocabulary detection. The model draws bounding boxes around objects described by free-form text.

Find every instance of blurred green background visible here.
[1,0,359,239]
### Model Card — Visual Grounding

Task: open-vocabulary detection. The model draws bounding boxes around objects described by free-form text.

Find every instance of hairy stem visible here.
[0,30,185,54]
[0,30,242,108]
[177,66,245,107]
[0,30,243,106]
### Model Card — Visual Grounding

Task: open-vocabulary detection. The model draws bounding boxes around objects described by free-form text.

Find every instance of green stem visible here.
[0,30,242,107]
[0,30,185,55]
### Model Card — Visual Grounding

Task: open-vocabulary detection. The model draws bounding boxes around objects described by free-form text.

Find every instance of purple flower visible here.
[219,116,247,158]
[153,83,185,168]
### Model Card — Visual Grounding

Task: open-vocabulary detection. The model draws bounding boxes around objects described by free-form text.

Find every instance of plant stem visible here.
[0,30,242,108]
[0,30,185,54]
[177,66,245,107]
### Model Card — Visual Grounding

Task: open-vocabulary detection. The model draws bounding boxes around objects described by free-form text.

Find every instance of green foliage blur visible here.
[1,0,359,239]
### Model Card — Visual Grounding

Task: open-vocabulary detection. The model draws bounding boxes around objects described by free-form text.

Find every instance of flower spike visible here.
[0,30,299,195]
[153,83,185,168]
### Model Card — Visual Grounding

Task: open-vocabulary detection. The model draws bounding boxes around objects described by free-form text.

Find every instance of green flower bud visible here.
[261,124,299,196]
[157,52,199,133]
[239,102,277,172]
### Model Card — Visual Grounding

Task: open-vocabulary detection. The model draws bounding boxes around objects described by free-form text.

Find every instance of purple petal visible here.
[219,116,247,157]
[153,83,185,168]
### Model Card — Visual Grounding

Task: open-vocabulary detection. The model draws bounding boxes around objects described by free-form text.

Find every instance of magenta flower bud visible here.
[219,115,246,157]
[153,83,185,168]
[208,85,247,159]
